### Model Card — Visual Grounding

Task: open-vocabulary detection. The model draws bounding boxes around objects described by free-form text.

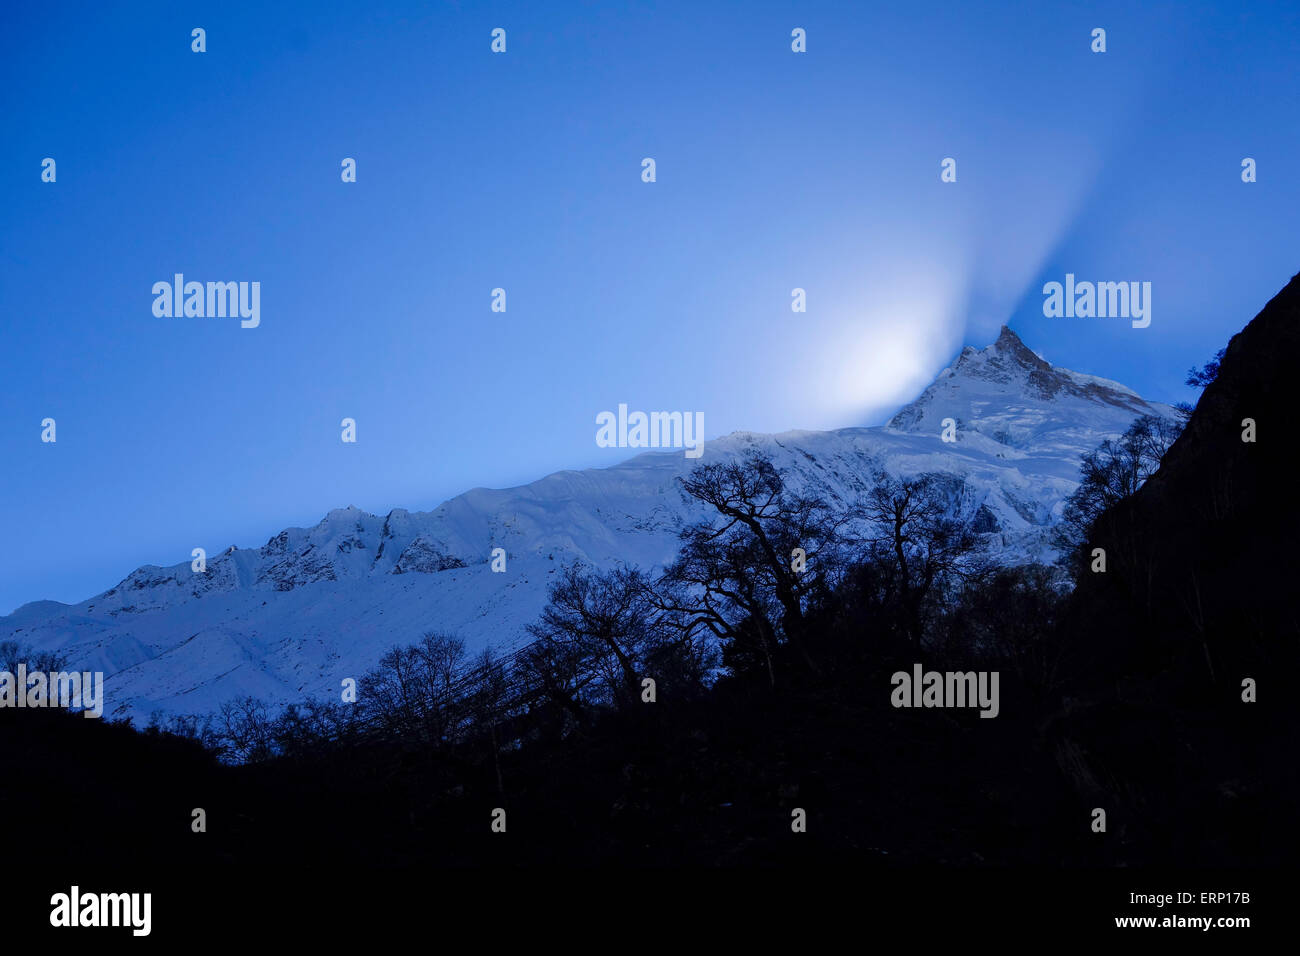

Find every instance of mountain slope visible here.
[2,326,1176,722]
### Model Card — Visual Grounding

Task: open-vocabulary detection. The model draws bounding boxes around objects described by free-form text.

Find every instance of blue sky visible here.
[2,0,1298,613]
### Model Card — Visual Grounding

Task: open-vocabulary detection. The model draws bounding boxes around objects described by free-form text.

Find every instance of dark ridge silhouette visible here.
[1076,269,1299,686]
[1050,270,1300,863]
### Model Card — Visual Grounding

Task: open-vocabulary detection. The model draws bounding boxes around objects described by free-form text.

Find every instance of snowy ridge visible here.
[2,327,1176,722]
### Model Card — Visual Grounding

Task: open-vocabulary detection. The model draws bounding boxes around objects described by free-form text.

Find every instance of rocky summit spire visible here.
[993,325,1048,365]
[949,325,1051,381]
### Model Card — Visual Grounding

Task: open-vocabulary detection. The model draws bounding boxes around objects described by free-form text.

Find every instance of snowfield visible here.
[2,327,1176,723]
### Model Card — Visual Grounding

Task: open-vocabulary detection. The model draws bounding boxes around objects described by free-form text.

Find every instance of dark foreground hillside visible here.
[3,275,1298,872]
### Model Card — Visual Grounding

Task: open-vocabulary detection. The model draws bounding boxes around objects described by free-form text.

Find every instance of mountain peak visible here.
[888,325,1169,441]
[994,324,1037,357]
[950,325,1049,378]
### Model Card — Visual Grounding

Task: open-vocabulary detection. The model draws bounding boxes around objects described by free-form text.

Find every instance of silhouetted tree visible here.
[1055,414,1182,573]
[520,631,589,732]
[270,699,361,758]
[359,632,465,744]
[527,563,660,709]
[0,639,67,675]
[945,563,1070,694]
[659,453,849,682]
[215,695,276,762]
[464,648,512,795]
[856,472,985,645]
[1186,347,1226,388]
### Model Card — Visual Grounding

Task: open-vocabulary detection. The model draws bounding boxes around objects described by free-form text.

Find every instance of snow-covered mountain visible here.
[2,327,1176,722]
